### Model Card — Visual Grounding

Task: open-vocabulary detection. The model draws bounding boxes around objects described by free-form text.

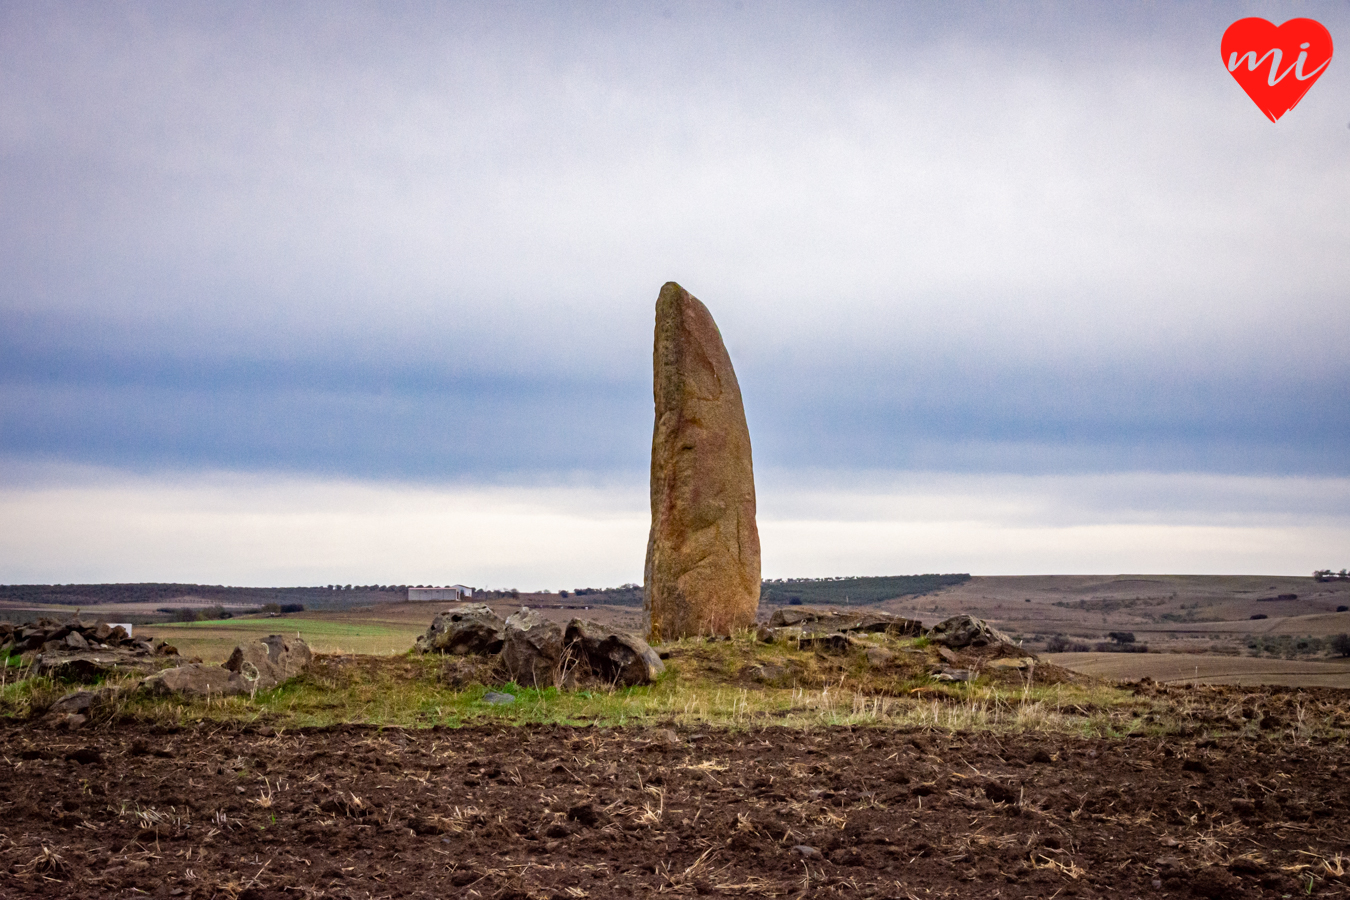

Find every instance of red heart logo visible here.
[1221,18,1333,121]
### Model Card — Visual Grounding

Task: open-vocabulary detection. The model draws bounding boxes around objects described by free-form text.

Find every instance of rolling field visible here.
[1047,651,1350,688]
[146,600,645,662]
[152,613,425,661]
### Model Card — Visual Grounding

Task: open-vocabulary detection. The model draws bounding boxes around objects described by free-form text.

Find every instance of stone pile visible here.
[414,604,665,689]
[2,618,162,657]
[1,617,181,681]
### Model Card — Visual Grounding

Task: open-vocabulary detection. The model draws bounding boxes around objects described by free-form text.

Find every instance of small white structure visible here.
[408,585,475,602]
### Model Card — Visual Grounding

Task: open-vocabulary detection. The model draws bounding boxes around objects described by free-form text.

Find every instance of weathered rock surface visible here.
[930,615,1021,651]
[143,663,249,697]
[564,619,665,687]
[414,604,506,655]
[223,634,313,693]
[144,635,312,697]
[501,608,565,689]
[644,282,760,641]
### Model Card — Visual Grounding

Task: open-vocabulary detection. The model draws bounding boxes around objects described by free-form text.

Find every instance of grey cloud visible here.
[2,2,1347,481]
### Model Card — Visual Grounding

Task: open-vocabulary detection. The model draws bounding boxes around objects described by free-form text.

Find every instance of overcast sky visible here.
[2,2,1347,585]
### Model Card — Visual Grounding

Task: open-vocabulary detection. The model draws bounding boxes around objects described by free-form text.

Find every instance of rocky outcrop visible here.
[143,635,312,698]
[501,608,565,689]
[414,607,665,688]
[414,604,506,655]
[644,282,761,641]
[564,619,665,687]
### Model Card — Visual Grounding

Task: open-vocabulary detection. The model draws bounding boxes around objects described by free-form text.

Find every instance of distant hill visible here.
[0,583,406,609]
[1,576,973,612]
[761,574,971,606]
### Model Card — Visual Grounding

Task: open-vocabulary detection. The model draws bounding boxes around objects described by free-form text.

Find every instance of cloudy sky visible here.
[2,2,1347,587]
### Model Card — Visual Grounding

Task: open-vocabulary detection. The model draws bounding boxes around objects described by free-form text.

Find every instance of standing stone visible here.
[644,282,760,641]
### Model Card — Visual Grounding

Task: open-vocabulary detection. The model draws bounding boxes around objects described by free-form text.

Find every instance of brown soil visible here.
[4,706,1349,899]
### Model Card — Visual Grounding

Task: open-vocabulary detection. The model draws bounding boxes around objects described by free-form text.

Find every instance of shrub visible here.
[1107,631,1136,644]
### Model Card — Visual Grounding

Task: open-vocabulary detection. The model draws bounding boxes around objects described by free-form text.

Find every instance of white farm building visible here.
[407,585,475,602]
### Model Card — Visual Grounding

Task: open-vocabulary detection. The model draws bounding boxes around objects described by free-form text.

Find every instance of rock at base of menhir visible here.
[756,607,924,654]
[564,619,665,687]
[930,615,1018,650]
[414,604,506,655]
[501,608,566,689]
[766,607,923,637]
[644,282,761,642]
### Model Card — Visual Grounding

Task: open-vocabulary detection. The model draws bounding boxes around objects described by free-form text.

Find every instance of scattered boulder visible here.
[564,619,665,687]
[767,607,920,636]
[482,691,515,705]
[501,608,565,689]
[758,607,923,650]
[930,615,1020,651]
[142,663,249,697]
[644,282,761,641]
[144,635,312,698]
[223,634,313,693]
[414,604,507,655]
[747,663,789,684]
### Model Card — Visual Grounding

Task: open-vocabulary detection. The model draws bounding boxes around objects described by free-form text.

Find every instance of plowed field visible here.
[4,699,1349,899]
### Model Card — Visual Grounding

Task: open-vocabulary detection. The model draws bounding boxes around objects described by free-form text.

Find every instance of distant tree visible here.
[1108,631,1136,644]
[1332,634,1350,658]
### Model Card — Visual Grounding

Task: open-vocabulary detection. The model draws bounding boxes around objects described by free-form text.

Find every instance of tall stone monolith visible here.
[644,282,760,642]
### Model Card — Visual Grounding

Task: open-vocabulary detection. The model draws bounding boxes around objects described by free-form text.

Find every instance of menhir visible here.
[644,282,760,641]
